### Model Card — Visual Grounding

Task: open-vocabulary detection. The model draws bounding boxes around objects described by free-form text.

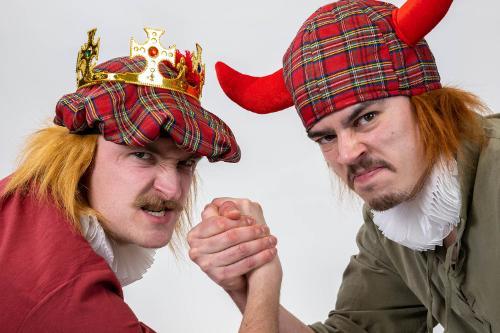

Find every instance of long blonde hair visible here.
[2,126,195,251]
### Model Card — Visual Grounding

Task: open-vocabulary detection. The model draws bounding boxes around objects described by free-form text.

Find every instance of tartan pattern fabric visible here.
[55,57,240,163]
[283,0,441,130]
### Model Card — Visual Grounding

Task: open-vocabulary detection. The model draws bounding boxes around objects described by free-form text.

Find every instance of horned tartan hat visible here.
[55,28,240,163]
[216,0,453,130]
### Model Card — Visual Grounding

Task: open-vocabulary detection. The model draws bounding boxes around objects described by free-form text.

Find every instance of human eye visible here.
[178,157,200,171]
[354,111,377,127]
[316,134,337,145]
[131,151,154,162]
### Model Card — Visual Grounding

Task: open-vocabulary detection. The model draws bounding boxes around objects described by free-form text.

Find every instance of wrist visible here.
[227,288,248,313]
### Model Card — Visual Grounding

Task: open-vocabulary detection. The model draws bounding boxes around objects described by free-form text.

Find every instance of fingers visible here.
[188,215,254,241]
[211,196,238,206]
[201,203,220,220]
[199,235,277,268]
[212,198,266,225]
[220,248,277,281]
[189,197,277,294]
[218,200,241,220]
[192,224,270,254]
[194,247,278,287]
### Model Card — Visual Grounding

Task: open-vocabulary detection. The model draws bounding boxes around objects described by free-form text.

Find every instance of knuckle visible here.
[216,219,226,231]
[237,243,249,257]
[225,229,239,243]
[199,259,212,273]
[244,256,256,270]
[186,232,195,246]
[210,215,224,225]
[214,270,228,285]
[188,247,199,261]
[254,225,263,236]
[264,249,275,261]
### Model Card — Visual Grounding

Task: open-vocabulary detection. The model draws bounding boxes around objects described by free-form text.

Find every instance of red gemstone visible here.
[148,46,159,58]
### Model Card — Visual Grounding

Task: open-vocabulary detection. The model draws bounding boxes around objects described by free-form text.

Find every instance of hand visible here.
[188,199,278,301]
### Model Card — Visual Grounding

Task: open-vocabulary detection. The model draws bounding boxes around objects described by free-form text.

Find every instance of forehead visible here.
[96,136,199,159]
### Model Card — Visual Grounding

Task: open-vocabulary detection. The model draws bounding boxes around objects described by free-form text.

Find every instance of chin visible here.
[366,191,410,211]
[139,231,175,248]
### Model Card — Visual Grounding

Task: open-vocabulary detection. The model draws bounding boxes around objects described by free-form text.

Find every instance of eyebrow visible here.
[140,144,200,160]
[341,100,378,127]
[307,100,380,140]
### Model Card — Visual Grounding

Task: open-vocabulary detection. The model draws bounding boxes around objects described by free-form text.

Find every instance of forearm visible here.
[229,291,314,333]
[239,280,280,333]
[278,306,315,333]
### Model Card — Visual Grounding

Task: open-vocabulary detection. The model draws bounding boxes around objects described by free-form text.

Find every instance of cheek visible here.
[89,161,149,209]
[179,172,194,199]
[322,151,346,178]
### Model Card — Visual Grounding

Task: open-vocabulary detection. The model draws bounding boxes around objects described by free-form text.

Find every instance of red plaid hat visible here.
[55,56,240,162]
[215,0,452,130]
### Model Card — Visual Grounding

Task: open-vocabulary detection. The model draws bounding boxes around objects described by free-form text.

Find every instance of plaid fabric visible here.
[283,0,441,130]
[55,57,240,163]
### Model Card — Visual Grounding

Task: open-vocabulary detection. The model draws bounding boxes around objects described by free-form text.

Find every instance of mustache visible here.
[134,194,184,212]
[347,156,395,187]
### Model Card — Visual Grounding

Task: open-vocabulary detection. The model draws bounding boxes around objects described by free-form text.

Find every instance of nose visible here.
[336,132,366,165]
[152,165,183,201]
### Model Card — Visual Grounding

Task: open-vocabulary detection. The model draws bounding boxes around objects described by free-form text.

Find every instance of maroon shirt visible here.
[0,178,155,332]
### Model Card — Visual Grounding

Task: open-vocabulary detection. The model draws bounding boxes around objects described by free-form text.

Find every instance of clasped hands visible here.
[187,198,282,311]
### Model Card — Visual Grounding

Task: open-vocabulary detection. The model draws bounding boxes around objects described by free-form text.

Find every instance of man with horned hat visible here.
[188,0,500,331]
[0,27,280,332]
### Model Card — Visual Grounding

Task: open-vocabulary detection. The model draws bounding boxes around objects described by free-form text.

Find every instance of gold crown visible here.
[76,28,205,100]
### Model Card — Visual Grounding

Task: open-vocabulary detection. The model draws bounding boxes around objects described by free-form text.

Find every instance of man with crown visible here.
[188,0,500,332]
[0,28,280,332]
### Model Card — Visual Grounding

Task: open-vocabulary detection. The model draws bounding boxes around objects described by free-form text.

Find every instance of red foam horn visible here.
[215,62,293,114]
[392,0,453,46]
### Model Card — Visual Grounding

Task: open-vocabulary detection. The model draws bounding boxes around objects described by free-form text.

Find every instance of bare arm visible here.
[277,306,315,333]
[230,287,314,333]
[189,198,314,333]
[239,257,281,333]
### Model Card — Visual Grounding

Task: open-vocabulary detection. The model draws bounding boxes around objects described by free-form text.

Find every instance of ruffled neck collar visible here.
[80,215,156,286]
[372,159,461,251]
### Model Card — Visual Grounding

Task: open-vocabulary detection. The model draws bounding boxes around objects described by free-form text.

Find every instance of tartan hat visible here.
[215,0,452,130]
[55,56,240,163]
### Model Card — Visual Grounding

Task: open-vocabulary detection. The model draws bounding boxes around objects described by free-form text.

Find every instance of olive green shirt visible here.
[310,115,500,333]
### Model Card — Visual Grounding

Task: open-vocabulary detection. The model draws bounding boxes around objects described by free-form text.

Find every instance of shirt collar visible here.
[80,215,157,286]
[372,159,461,251]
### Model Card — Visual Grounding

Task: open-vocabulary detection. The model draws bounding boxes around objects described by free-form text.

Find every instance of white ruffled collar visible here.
[372,159,461,251]
[80,215,156,286]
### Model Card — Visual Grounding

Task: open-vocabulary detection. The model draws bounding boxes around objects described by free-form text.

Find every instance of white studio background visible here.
[1,1,498,332]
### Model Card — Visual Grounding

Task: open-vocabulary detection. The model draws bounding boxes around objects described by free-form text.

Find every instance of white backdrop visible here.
[1,1,499,332]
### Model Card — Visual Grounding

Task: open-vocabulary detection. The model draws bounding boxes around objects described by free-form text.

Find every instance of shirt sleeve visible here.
[310,208,428,333]
[18,269,156,333]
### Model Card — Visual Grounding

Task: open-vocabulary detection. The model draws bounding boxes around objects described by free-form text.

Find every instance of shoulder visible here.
[0,184,121,330]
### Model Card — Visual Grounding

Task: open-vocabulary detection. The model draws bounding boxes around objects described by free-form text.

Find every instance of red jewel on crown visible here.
[148,46,158,58]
